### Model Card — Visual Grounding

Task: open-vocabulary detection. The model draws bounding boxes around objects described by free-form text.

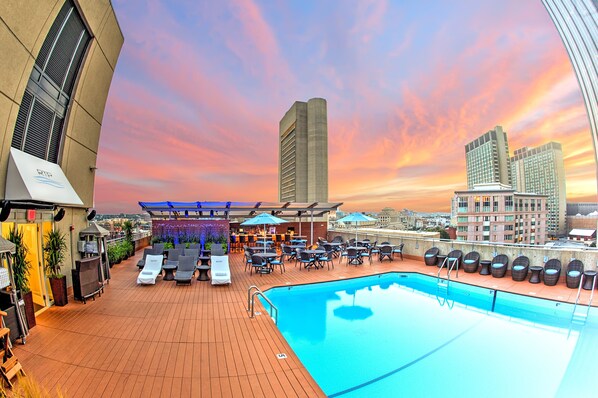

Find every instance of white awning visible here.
[5,148,83,206]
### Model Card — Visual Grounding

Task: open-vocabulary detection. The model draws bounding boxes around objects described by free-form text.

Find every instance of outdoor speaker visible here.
[86,209,96,221]
[54,208,65,222]
[0,204,11,222]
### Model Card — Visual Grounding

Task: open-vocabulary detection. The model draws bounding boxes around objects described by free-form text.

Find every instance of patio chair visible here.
[318,251,334,270]
[369,241,379,256]
[248,235,256,247]
[379,245,393,262]
[239,235,247,248]
[490,254,509,278]
[269,254,286,274]
[446,250,463,272]
[244,250,253,272]
[346,248,360,266]
[137,248,153,269]
[152,243,165,255]
[360,247,373,265]
[424,247,439,266]
[211,255,231,285]
[173,255,195,285]
[393,243,404,260]
[137,254,163,285]
[511,256,530,282]
[566,260,584,289]
[332,236,343,243]
[250,254,269,275]
[543,259,562,286]
[298,251,316,271]
[462,252,480,273]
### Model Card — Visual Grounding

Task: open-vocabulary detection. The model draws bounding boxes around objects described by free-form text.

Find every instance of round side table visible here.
[196,265,210,281]
[479,260,491,275]
[582,270,597,290]
[529,266,543,284]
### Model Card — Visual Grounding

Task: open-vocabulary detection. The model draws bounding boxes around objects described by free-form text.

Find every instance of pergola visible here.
[139,201,343,244]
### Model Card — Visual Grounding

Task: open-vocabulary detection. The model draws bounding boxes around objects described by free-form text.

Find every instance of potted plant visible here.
[123,220,135,256]
[43,230,68,306]
[7,226,35,328]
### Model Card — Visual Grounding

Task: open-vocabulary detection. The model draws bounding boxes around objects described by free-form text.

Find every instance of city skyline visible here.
[97,0,596,214]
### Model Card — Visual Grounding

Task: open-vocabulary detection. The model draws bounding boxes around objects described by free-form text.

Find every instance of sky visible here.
[96,0,597,214]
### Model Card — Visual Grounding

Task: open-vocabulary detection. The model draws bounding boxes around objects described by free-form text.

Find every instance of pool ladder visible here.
[437,257,460,292]
[247,285,278,324]
[571,274,597,324]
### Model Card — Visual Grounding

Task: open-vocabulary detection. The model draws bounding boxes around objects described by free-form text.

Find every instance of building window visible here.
[482,196,491,212]
[458,197,468,212]
[11,0,90,163]
[493,196,499,212]
[505,196,513,211]
[457,216,468,223]
[474,196,480,212]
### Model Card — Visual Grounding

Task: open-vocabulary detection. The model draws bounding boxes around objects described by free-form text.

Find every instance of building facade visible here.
[0,0,123,310]
[465,126,512,189]
[542,0,598,185]
[567,202,598,215]
[279,98,328,202]
[511,142,567,236]
[454,183,548,245]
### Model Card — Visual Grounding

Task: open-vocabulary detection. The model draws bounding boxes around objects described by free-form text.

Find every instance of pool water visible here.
[264,273,598,397]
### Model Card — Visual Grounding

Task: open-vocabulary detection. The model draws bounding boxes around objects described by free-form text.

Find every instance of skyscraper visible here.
[511,142,567,236]
[279,98,328,202]
[465,126,512,189]
[542,0,598,179]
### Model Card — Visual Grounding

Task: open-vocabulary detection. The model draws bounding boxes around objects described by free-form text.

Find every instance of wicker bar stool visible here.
[490,254,509,278]
[511,256,530,282]
[543,259,562,286]
[462,252,480,273]
[566,259,584,288]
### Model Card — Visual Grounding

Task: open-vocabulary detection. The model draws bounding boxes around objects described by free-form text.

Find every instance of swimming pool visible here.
[264,273,598,397]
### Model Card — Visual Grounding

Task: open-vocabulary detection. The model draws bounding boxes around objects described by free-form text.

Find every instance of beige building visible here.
[279,98,328,202]
[0,1,123,310]
[465,126,512,189]
[511,142,566,236]
[454,183,548,245]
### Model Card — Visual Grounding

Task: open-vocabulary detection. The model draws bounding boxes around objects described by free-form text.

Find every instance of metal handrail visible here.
[572,274,597,322]
[247,285,278,324]
[447,257,459,280]
[436,257,448,281]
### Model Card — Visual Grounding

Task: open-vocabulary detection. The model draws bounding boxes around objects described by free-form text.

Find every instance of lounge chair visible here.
[566,260,584,288]
[137,254,163,285]
[211,245,225,256]
[543,259,562,286]
[164,248,182,267]
[379,245,393,262]
[490,254,509,278]
[183,248,199,263]
[136,248,154,269]
[462,252,480,273]
[211,255,231,285]
[152,243,165,256]
[511,256,530,282]
[424,247,439,266]
[173,256,195,285]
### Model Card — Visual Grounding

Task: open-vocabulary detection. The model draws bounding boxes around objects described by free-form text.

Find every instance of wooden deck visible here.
[13,250,594,397]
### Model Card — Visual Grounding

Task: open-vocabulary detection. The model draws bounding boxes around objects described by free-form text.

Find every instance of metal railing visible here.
[247,285,278,324]
[571,273,597,323]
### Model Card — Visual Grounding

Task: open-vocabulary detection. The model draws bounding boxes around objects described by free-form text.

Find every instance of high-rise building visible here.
[511,142,567,236]
[454,183,548,245]
[465,126,512,189]
[542,0,598,179]
[279,98,328,202]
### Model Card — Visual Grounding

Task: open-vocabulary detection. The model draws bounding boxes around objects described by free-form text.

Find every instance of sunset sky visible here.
[96,0,597,214]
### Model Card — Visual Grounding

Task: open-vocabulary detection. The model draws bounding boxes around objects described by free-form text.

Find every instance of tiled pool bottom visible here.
[264,273,598,397]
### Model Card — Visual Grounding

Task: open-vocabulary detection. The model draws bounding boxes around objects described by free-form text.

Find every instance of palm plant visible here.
[7,226,31,292]
[43,230,67,278]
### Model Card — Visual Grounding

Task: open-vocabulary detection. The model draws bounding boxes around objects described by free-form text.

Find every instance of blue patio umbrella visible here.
[336,212,377,242]
[241,212,287,239]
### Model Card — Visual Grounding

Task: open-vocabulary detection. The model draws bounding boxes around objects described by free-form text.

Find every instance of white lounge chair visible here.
[136,254,163,285]
[211,255,231,285]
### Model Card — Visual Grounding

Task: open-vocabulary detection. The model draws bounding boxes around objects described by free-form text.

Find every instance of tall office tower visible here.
[465,126,512,189]
[542,0,598,182]
[511,142,567,236]
[279,98,328,202]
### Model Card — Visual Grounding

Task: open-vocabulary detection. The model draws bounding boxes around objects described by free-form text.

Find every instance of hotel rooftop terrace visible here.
[13,246,596,397]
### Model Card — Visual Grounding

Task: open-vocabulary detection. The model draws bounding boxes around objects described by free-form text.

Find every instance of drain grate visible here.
[276,353,287,359]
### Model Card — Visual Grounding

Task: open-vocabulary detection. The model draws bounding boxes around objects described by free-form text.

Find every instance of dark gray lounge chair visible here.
[173,256,195,285]
[462,252,480,273]
[490,254,509,278]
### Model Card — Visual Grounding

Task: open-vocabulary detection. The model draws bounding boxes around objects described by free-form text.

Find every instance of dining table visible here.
[255,252,278,272]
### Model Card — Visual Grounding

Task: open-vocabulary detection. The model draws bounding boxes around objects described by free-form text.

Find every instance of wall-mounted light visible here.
[86,209,96,221]
[54,208,66,222]
[89,166,98,172]
[0,203,11,222]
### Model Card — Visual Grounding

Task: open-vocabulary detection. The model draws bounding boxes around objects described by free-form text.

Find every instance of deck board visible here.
[12,249,590,397]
